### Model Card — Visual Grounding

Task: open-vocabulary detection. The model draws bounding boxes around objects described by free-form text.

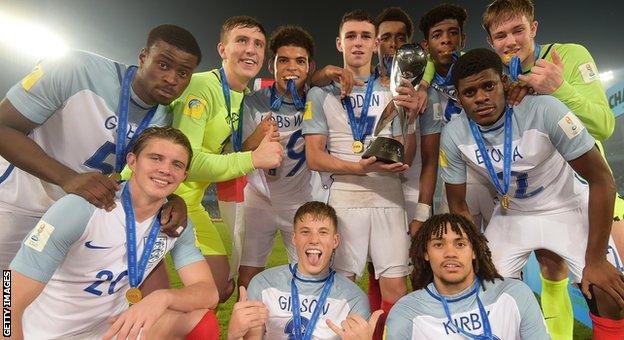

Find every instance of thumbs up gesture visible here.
[326,310,384,340]
[517,49,564,95]
[227,286,269,340]
[251,129,284,170]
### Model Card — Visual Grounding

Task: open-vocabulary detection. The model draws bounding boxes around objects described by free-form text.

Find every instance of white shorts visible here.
[485,203,623,283]
[240,206,298,267]
[0,211,39,269]
[331,206,411,279]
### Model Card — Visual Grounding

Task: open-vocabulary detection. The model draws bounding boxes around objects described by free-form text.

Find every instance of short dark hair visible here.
[269,25,315,59]
[375,7,414,40]
[293,201,338,232]
[146,24,202,64]
[131,126,193,170]
[483,0,535,34]
[419,4,468,39]
[339,9,376,35]
[451,48,503,88]
[220,15,266,43]
[410,214,502,290]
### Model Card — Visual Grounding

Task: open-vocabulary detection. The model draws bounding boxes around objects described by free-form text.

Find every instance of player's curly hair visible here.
[375,7,414,41]
[269,25,314,59]
[451,48,502,88]
[419,4,468,39]
[131,126,193,170]
[410,213,502,290]
[482,0,535,34]
[294,201,338,232]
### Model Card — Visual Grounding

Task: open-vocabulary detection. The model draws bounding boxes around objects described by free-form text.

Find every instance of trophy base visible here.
[362,137,404,164]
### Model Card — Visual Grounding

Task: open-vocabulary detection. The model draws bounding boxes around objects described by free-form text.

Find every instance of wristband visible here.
[414,203,432,222]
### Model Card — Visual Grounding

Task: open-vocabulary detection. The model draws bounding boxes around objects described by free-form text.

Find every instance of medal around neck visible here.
[362,43,428,164]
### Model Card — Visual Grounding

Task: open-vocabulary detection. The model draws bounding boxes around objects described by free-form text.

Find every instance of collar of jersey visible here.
[475,108,507,133]
[289,263,333,283]
[425,278,479,303]
[129,82,155,110]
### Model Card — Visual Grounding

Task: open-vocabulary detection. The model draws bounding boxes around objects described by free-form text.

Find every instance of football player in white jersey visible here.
[386,214,549,339]
[0,24,199,270]
[442,48,624,338]
[227,201,380,340]
[237,25,316,289]
[303,10,423,339]
[10,127,220,340]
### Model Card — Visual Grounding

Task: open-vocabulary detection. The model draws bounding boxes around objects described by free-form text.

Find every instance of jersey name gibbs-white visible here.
[10,190,202,339]
[440,95,595,213]
[242,87,312,207]
[0,51,169,216]
[385,279,549,340]
[247,265,370,340]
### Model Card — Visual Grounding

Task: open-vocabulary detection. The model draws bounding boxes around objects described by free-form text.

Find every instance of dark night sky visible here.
[1,0,623,94]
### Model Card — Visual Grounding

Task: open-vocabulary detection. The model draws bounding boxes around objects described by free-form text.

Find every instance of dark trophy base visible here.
[362,137,404,164]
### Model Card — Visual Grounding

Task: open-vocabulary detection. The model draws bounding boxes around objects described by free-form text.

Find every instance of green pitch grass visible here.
[212,221,592,339]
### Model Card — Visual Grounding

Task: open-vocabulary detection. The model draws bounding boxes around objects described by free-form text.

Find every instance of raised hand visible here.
[227,286,269,340]
[60,172,120,211]
[251,131,284,170]
[326,310,384,340]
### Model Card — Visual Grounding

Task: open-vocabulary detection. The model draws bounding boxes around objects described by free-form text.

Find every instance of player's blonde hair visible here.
[130,126,193,170]
[410,214,502,290]
[482,0,535,35]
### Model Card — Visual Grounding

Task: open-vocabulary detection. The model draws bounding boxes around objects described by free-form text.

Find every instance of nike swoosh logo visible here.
[544,316,557,320]
[84,241,112,249]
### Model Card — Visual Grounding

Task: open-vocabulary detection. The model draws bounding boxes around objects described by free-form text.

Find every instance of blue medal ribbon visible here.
[114,66,158,174]
[508,43,542,82]
[289,264,335,340]
[435,279,494,339]
[433,52,462,122]
[122,183,162,289]
[468,105,513,201]
[343,73,377,143]
[271,79,306,111]
[219,67,243,152]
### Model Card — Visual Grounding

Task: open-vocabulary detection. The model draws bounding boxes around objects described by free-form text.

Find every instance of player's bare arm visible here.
[446,182,474,223]
[409,133,440,236]
[305,134,408,175]
[104,259,219,340]
[568,147,624,307]
[7,272,46,340]
[0,99,119,210]
[310,65,364,98]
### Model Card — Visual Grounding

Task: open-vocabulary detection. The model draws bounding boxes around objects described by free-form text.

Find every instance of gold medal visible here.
[108,172,122,182]
[352,140,364,154]
[501,194,510,209]
[125,287,142,305]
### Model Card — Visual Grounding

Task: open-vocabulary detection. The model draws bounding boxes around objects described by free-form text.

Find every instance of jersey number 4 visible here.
[84,141,116,174]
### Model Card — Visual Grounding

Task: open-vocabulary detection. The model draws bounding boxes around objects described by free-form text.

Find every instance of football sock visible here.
[540,275,573,340]
[590,312,624,340]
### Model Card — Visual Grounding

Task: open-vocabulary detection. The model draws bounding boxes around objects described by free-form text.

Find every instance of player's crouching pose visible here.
[442,48,624,338]
[227,201,380,340]
[237,25,316,288]
[386,214,549,339]
[10,127,219,340]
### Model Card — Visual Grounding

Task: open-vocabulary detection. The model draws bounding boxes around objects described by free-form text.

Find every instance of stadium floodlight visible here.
[0,12,68,59]
[600,70,614,83]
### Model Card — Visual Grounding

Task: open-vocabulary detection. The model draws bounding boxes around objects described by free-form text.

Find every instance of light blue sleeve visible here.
[439,121,467,184]
[170,219,205,270]
[246,272,265,302]
[535,96,596,161]
[507,280,550,340]
[5,51,93,124]
[9,194,95,282]
[150,105,173,127]
[302,87,329,135]
[241,95,258,140]
[384,299,414,340]
[419,105,443,136]
[344,281,370,319]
